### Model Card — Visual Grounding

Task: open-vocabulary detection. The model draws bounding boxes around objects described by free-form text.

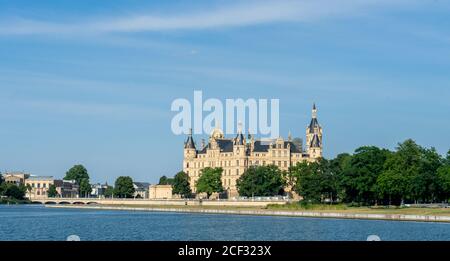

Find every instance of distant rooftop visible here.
[26,176,54,181]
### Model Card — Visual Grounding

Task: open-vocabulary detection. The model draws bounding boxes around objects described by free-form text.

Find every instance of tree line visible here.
[166,139,450,205]
[290,139,450,205]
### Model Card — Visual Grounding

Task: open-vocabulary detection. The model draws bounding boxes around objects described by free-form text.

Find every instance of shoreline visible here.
[46,204,450,223]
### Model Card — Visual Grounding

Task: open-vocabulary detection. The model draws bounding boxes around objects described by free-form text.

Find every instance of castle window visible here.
[263,161,266,166]
[278,161,281,167]
[278,144,281,149]
[284,161,287,167]
[236,169,239,175]
[236,160,239,166]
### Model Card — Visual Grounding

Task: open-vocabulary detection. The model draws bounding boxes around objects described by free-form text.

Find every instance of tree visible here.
[159,175,174,185]
[4,184,26,200]
[64,165,91,197]
[114,176,135,198]
[237,165,285,197]
[196,167,223,199]
[290,160,336,203]
[47,184,59,198]
[437,150,450,202]
[172,171,192,198]
[79,178,92,198]
[104,186,114,198]
[338,147,390,205]
[377,139,426,205]
[414,147,443,203]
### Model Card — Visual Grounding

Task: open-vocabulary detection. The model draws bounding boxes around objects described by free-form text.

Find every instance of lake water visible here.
[1,205,450,241]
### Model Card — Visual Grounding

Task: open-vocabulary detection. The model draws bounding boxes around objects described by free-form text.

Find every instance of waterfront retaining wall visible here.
[46,205,450,223]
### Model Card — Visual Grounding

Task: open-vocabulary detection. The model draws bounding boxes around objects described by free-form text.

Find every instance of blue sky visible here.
[0,0,449,184]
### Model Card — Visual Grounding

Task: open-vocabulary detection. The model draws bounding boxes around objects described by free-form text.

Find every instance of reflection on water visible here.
[0,205,449,241]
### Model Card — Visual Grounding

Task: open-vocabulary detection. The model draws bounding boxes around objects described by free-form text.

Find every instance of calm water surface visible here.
[1,205,449,241]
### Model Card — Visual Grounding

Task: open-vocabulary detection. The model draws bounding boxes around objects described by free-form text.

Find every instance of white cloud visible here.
[13,99,170,120]
[0,0,418,35]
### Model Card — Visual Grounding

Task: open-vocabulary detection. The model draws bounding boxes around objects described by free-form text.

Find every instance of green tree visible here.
[237,165,285,197]
[4,184,26,200]
[79,178,92,198]
[377,139,424,205]
[414,147,443,203]
[114,176,135,198]
[47,184,59,198]
[104,185,114,198]
[196,167,223,199]
[172,171,192,198]
[437,150,450,202]
[0,181,5,196]
[159,175,174,185]
[290,160,336,203]
[64,165,91,197]
[338,147,390,205]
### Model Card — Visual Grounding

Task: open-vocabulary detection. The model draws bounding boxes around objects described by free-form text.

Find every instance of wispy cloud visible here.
[0,0,417,35]
[10,99,170,120]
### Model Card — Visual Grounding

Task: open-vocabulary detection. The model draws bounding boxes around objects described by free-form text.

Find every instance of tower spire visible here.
[312,103,317,119]
[184,128,196,149]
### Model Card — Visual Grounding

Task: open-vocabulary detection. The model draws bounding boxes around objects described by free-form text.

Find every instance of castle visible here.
[183,104,323,198]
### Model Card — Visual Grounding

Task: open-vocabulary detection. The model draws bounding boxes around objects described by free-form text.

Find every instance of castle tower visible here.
[183,129,197,173]
[306,103,323,159]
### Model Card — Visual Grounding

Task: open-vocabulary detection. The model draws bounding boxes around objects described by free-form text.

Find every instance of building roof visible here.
[26,176,54,181]
[133,182,151,190]
[150,184,172,189]
[198,139,234,154]
[234,132,245,145]
[310,134,321,148]
[308,118,320,133]
[184,134,196,149]
[253,140,270,152]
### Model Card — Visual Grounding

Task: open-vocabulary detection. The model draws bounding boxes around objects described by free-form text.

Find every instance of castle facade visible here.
[183,104,323,197]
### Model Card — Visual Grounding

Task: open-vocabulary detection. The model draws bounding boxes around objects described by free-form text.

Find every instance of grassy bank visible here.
[95,202,450,217]
[266,203,450,216]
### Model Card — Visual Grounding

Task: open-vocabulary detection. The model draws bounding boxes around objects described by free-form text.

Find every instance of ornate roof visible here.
[310,134,321,148]
[308,118,320,133]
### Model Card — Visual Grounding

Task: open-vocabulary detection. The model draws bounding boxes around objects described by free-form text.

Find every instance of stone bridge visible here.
[30,198,289,207]
[31,198,103,205]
